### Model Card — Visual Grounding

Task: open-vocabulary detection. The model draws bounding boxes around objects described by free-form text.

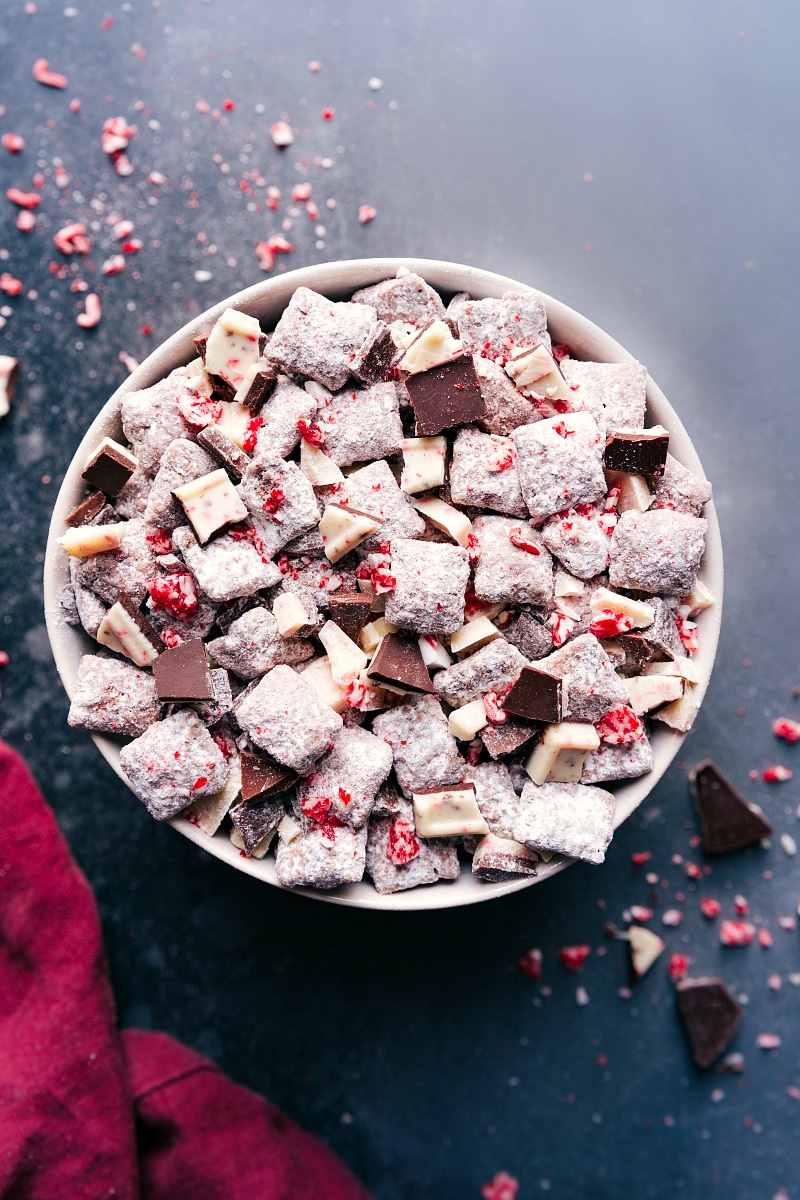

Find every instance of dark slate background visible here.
[2,2,799,1197]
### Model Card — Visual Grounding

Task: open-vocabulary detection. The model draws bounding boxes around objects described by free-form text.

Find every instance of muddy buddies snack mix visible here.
[57,269,715,894]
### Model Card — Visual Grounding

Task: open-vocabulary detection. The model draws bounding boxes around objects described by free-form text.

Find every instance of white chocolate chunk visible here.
[645,657,703,685]
[606,470,652,514]
[449,616,502,657]
[651,682,700,732]
[554,570,586,599]
[318,620,368,686]
[410,496,472,547]
[173,468,247,544]
[273,592,312,637]
[230,825,275,859]
[189,761,242,836]
[448,698,488,741]
[277,812,302,844]
[505,344,572,405]
[360,617,398,654]
[525,722,601,786]
[58,521,128,557]
[83,436,138,475]
[319,503,381,563]
[413,782,489,838]
[204,307,262,389]
[214,400,252,449]
[298,656,347,713]
[417,634,452,670]
[476,833,537,860]
[627,925,665,977]
[399,319,462,374]
[590,586,655,629]
[96,601,159,667]
[300,440,345,486]
[400,436,447,494]
[185,357,215,398]
[683,578,715,615]
[625,674,684,715]
[303,380,331,403]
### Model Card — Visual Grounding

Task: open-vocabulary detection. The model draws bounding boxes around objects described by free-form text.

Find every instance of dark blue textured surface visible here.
[1,3,799,1197]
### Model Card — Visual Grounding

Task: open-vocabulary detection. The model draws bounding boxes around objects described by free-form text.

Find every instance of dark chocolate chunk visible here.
[229,793,286,855]
[193,333,208,360]
[117,593,163,657]
[616,631,656,676]
[503,667,563,723]
[240,750,297,802]
[504,610,554,661]
[152,638,214,701]
[604,430,669,478]
[65,490,106,527]
[206,372,236,403]
[353,321,395,385]
[690,759,773,854]
[479,715,540,759]
[81,438,138,497]
[237,362,277,411]
[197,425,252,482]
[367,632,435,694]
[328,591,374,643]
[676,977,743,1068]
[472,850,537,883]
[404,354,485,436]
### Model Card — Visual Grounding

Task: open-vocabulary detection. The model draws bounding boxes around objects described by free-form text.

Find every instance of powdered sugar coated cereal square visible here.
[648,453,712,517]
[276,822,368,889]
[433,639,527,706]
[316,380,404,467]
[449,426,528,516]
[265,286,382,391]
[172,525,282,602]
[372,694,465,796]
[120,367,198,475]
[207,608,314,679]
[235,663,342,774]
[296,725,393,829]
[472,515,554,608]
[536,632,628,723]
[474,356,542,436]
[119,708,229,820]
[351,272,446,326]
[609,509,708,595]
[514,780,615,864]
[541,510,611,580]
[385,538,470,636]
[68,653,162,737]
[581,735,654,784]
[338,459,425,552]
[251,376,318,460]
[560,360,647,433]
[238,458,319,558]
[512,412,607,522]
[454,290,551,360]
[144,438,217,530]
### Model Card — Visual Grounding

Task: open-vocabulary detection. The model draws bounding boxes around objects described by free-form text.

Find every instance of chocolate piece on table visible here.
[328,591,374,643]
[690,759,773,853]
[197,426,251,482]
[676,977,743,1068]
[367,632,435,695]
[503,666,563,724]
[81,437,138,497]
[616,631,656,674]
[152,638,214,702]
[65,490,106,527]
[404,354,485,436]
[240,750,297,802]
[604,429,670,478]
[479,715,539,759]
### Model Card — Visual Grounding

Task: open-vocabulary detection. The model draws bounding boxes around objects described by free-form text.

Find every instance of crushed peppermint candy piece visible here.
[719,920,756,947]
[558,944,591,972]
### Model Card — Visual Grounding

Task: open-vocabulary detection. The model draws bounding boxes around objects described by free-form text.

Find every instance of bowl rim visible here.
[43,257,723,911]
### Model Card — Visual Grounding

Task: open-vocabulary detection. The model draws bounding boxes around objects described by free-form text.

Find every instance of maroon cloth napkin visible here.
[0,739,371,1200]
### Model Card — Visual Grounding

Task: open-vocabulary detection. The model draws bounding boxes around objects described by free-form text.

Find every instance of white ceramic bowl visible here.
[44,258,723,910]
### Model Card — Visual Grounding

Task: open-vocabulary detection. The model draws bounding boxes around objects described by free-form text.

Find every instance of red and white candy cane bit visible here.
[549,609,574,648]
[773,717,800,743]
[1,132,25,154]
[508,527,541,554]
[16,210,36,232]
[32,58,68,88]
[595,704,645,745]
[0,273,23,296]
[76,293,101,329]
[483,684,512,725]
[719,919,755,947]
[53,223,91,255]
[6,187,41,209]
[358,204,376,224]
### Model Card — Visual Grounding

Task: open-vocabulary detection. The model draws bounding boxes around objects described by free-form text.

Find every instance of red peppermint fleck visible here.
[508,527,541,554]
[517,947,543,981]
[595,705,645,745]
[16,210,36,232]
[756,1033,781,1051]
[297,418,325,446]
[551,343,571,362]
[242,415,263,453]
[719,920,756,947]
[177,393,222,429]
[192,777,208,791]
[684,861,702,880]
[773,717,800,743]
[0,651,9,667]
[337,786,351,806]
[140,325,152,336]
[213,733,233,761]
[558,944,591,972]
[549,610,573,648]
[483,691,508,725]
[758,928,773,948]
[768,973,781,990]
[0,273,23,296]
[667,952,690,983]
[481,1172,519,1200]
[148,574,198,624]
[270,120,294,147]
[552,421,574,438]
[2,133,24,154]
[778,915,796,931]
[223,98,236,111]
[357,204,376,224]
[292,182,313,201]
[700,898,721,919]
[32,58,68,88]
[146,528,173,555]
[54,223,92,255]
[734,895,749,915]
[6,188,41,209]
[301,793,332,823]
[763,765,793,782]
[661,909,683,927]
[631,851,652,865]
[387,816,419,865]
[371,571,396,594]
[629,906,653,922]
[321,107,335,120]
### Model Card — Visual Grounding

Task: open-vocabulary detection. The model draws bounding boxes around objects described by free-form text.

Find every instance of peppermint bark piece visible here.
[296,726,393,829]
[385,538,470,637]
[275,822,368,889]
[535,633,628,723]
[472,515,554,608]
[275,554,358,612]
[237,458,319,558]
[609,510,708,595]
[265,286,382,391]
[512,412,607,522]
[143,438,217,530]
[449,427,528,516]
[474,356,543,436]
[316,381,404,466]
[338,459,425,552]
[560,359,647,433]
[68,654,162,737]
[171,525,281,602]
[472,834,538,882]
[433,639,527,707]
[250,375,318,461]
[235,664,343,774]
[207,609,314,679]
[372,694,465,796]
[514,781,615,864]
[454,290,551,358]
[119,709,229,820]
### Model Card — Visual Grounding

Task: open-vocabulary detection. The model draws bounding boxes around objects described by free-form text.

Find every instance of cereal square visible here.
[276,822,368,889]
[207,609,314,679]
[338,459,426,551]
[609,510,708,595]
[512,412,607,522]
[454,290,551,358]
[351,272,446,326]
[68,653,162,737]
[265,286,381,391]
[472,515,554,608]
[536,633,629,723]
[581,735,654,784]
[514,781,615,864]
[251,375,317,460]
[120,367,197,476]
[372,694,465,796]
[70,519,156,607]
[119,708,229,820]
[275,554,359,612]
[541,510,611,580]
[560,359,647,432]
[449,426,528,516]
[648,453,712,516]
[295,726,393,829]
[365,802,460,895]
[316,381,404,466]
[235,663,342,774]
[465,761,522,840]
[474,356,542,436]
[385,538,470,636]
[238,458,319,559]
[172,525,281,602]
[433,639,527,706]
